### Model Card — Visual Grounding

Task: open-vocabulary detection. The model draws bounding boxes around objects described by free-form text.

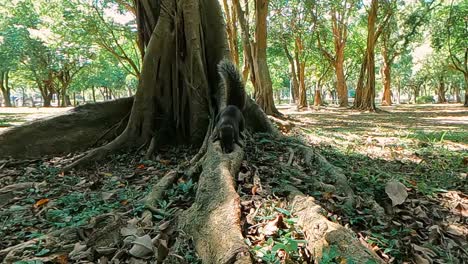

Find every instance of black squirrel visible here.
[212,60,246,153]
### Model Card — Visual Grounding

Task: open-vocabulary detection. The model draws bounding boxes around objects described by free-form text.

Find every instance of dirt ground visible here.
[0,103,467,263]
[0,107,72,133]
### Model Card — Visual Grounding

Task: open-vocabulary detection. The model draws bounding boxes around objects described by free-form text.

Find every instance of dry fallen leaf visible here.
[129,235,154,258]
[252,185,258,195]
[159,160,171,165]
[34,198,50,208]
[137,164,145,169]
[385,180,408,206]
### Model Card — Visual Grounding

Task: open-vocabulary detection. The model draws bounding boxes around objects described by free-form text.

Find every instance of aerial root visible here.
[285,185,385,263]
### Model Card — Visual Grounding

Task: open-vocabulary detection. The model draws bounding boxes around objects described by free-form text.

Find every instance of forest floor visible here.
[0,104,467,263]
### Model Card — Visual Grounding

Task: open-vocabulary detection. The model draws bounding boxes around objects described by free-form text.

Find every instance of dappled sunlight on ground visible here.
[280,104,467,161]
[0,107,72,132]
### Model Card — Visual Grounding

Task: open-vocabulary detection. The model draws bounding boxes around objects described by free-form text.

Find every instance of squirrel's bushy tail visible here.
[217,59,246,111]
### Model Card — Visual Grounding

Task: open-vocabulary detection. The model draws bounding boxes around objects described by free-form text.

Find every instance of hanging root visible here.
[286,185,384,263]
[178,142,251,264]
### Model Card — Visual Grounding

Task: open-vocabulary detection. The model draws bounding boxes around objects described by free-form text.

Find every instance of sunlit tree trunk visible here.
[381,46,392,106]
[295,37,307,109]
[235,0,280,115]
[222,0,240,66]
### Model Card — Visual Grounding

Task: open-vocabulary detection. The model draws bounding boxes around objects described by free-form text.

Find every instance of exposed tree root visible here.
[286,185,384,263]
[142,170,179,220]
[63,131,132,171]
[244,98,280,136]
[179,142,251,264]
[0,98,133,159]
[0,227,78,262]
[295,144,356,208]
[189,119,213,165]
[269,115,294,133]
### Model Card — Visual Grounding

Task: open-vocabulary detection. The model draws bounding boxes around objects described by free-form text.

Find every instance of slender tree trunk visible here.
[73,92,77,106]
[354,51,367,108]
[283,45,299,103]
[397,79,401,104]
[381,48,392,106]
[464,73,468,107]
[295,37,307,109]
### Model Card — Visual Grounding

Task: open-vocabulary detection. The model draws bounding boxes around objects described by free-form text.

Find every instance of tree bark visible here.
[354,0,378,111]
[335,51,348,107]
[381,47,392,106]
[235,0,280,116]
[464,72,468,106]
[222,0,240,66]
[0,98,133,158]
[283,44,299,103]
[0,71,12,107]
[295,37,307,109]
[437,76,447,103]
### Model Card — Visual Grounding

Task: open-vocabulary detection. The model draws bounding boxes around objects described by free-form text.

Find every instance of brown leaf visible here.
[159,160,171,165]
[137,164,145,169]
[34,198,50,208]
[252,185,258,195]
[385,180,408,206]
[454,203,468,217]
[56,255,68,264]
[263,215,284,236]
[414,254,430,264]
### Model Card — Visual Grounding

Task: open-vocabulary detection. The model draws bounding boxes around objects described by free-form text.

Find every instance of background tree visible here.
[234,0,280,115]
[354,0,392,111]
[431,1,467,106]
[380,0,435,106]
[314,0,357,107]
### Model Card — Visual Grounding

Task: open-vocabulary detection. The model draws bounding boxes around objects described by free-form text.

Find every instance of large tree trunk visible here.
[0,71,12,107]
